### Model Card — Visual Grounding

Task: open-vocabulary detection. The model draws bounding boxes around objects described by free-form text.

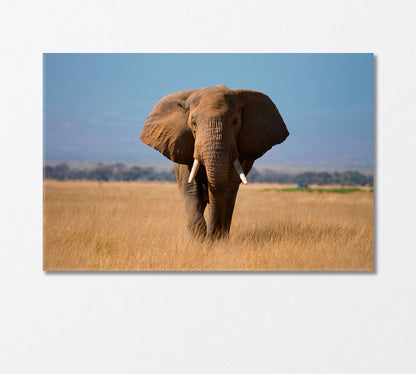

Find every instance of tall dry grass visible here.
[43,180,373,271]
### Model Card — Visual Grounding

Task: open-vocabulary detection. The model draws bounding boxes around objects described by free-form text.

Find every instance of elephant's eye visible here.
[191,120,197,128]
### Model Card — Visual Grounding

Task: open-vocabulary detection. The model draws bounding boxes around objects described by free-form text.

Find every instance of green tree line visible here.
[44,163,373,186]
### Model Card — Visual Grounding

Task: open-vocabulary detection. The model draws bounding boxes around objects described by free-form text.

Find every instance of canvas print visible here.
[43,53,374,271]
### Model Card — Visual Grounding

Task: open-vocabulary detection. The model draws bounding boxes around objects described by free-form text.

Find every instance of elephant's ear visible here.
[234,89,289,160]
[140,90,196,165]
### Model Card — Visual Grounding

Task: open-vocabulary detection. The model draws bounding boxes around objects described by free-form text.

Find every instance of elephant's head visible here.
[140,85,289,237]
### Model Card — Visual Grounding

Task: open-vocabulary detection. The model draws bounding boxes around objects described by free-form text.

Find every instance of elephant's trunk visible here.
[205,162,230,238]
[194,116,238,238]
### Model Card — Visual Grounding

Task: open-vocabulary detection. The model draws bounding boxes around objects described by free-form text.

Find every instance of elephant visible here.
[140,85,289,240]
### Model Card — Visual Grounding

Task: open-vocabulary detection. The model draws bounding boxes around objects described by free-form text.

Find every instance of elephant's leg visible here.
[223,159,255,234]
[223,185,239,235]
[175,164,207,238]
[183,182,207,238]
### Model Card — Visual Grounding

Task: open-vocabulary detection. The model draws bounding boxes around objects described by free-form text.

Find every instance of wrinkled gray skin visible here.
[174,157,254,239]
[140,85,289,240]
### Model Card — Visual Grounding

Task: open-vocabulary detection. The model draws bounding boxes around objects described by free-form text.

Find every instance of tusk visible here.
[234,160,248,185]
[188,159,200,183]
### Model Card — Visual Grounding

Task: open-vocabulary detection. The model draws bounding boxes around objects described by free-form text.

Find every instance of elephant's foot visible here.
[205,224,230,241]
[187,219,207,241]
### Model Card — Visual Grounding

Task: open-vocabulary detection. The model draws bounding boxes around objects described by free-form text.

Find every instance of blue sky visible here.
[44,53,373,169]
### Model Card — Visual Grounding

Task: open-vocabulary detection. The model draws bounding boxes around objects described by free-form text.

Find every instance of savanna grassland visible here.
[43,180,373,271]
